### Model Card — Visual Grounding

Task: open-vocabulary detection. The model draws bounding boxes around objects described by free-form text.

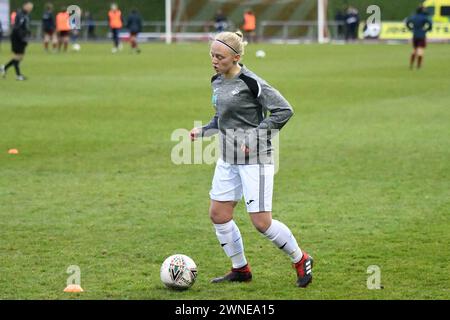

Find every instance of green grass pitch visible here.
[0,42,449,299]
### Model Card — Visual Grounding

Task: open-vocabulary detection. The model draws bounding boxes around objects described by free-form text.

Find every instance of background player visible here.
[1,1,34,81]
[42,2,57,52]
[406,6,433,70]
[56,6,70,52]
[109,3,123,53]
[126,8,142,54]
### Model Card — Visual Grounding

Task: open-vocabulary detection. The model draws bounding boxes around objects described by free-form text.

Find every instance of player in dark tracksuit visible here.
[127,9,142,53]
[406,6,433,70]
[1,1,34,81]
[42,3,57,52]
[345,6,360,41]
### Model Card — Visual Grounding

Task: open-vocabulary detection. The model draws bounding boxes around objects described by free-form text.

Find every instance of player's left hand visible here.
[190,127,201,141]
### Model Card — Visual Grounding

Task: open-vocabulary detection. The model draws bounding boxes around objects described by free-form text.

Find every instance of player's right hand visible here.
[190,127,201,141]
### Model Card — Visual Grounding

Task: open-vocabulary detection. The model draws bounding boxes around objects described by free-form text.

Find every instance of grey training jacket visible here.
[201,65,294,165]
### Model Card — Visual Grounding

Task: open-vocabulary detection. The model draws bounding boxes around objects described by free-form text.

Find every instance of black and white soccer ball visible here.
[160,254,198,290]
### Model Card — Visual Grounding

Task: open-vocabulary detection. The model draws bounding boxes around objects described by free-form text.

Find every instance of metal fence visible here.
[259,21,346,42]
[22,20,345,42]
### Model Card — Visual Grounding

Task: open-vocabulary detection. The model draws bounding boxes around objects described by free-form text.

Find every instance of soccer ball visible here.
[160,254,197,290]
[256,50,266,58]
[72,43,81,51]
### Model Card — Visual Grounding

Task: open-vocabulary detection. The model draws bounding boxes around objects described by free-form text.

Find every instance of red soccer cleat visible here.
[211,264,253,283]
[293,252,314,288]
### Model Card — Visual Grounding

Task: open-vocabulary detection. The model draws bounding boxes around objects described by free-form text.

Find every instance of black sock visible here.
[4,59,15,70]
[13,60,21,76]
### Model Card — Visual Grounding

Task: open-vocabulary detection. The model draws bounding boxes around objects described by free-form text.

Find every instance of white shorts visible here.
[209,158,274,213]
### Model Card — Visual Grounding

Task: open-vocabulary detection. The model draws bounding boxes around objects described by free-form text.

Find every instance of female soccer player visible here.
[126,8,142,54]
[406,6,433,70]
[1,1,33,81]
[108,3,123,53]
[190,31,313,287]
[42,3,57,52]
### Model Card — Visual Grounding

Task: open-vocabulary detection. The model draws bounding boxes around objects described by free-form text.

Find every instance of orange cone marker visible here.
[8,149,19,154]
[64,284,84,293]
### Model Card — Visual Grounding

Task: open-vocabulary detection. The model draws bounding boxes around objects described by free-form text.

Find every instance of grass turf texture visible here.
[0,42,449,299]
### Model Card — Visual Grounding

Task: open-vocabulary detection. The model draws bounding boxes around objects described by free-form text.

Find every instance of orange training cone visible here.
[8,149,19,154]
[64,284,84,293]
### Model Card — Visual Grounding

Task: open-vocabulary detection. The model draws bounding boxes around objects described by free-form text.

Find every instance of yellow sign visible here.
[360,22,450,39]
